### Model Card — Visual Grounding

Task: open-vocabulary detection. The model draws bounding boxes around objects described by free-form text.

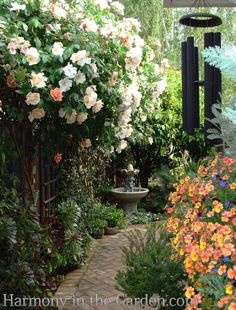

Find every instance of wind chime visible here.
[180,1,222,146]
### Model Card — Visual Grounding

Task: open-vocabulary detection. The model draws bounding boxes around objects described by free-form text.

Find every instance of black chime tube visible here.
[182,41,188,132]
[194,46,200,130]
[204,32,214,143]
[187,37,197,135]
[213,32,222,104]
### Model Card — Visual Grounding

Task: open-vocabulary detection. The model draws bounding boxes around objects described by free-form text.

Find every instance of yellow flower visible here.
[200,240,206,250]
[226,284,234,295]
[195,202,201,209]
[191,253,198,262]
[180,249,185,256]
[185,286,195,298]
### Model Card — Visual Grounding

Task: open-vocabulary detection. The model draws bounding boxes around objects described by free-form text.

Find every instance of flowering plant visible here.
[0,0,166,156]
[167,156,236,309]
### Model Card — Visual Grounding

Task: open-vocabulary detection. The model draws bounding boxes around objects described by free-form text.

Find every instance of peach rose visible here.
[28,108,45,122]
[54,153,62,164]
[80,139,92,148]
[6,75,16,88]
[50,88,63,102]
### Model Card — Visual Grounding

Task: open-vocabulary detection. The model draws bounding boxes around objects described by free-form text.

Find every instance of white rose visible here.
[20,40,31,54]
[148,137,153,145]
[161,58,170,68]
[65,109,77,124]
[52,42,64,56]
[49,3,67,19]
[7,42,18,55]
[110,1,124,15]
[59,108,66,118]
[80,19,98,33]
[10,3,26,10]
[77,112,88,124]
[26,47,40,66]
[83,95,97,109]
[125,47,142,71]
[26,92,41,106]
[59,78,72,92]
[63,63,77,78]
[74,71,86,85]
[94,0,109,10]
[70,50,91,66]
[31,72,47,89]
[116,140,128,153]
[92,100,104,113]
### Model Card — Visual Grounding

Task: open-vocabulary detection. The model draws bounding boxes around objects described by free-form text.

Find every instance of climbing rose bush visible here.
[0,0,166,154]
[167,156,236,310]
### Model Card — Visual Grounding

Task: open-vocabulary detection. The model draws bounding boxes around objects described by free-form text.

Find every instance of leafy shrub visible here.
[0,176,52,297]
[53,199,91,270]
[127,210,160,224]
[116,224,186,307]
[103,205,126,228]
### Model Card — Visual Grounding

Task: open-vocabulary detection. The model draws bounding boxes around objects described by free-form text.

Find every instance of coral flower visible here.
[80,138,92,148]
[50,88,63,101]
[6,75,16,88]
[227,266,236,280]
[54,153,62,164]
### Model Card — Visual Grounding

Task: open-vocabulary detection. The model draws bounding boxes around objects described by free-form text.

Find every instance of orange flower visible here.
[50,88,63,101]
[6,75,16,88]
[229,303,236,310]
[227,266,236,280]
[218,265,227,276]
[54,153,62,164]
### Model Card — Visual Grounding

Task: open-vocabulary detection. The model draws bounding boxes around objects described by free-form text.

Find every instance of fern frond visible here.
[202,45,236,81]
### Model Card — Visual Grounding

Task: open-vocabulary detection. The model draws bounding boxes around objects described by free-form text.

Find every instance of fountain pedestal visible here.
[111,187,149,215]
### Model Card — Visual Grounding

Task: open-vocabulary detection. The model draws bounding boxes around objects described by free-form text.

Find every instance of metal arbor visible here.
[180,13,222,146]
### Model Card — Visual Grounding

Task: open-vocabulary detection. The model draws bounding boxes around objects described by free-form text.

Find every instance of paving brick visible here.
[55,224,155,310]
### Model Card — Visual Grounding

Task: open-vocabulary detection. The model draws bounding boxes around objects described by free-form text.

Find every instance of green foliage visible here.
[203,44,236,160]
[122,69,208,187]
[103,205,126,228]
[127,210,160,225]
[116,224,186,307]
[84,200,107,238]
[149,165,177,212]
[54,199,89,269]
[202,45,236,82]
[0,176,52,297]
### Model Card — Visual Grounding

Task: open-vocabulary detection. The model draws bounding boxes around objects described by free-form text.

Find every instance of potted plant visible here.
[88,219,107,239]
[104,206,126,235]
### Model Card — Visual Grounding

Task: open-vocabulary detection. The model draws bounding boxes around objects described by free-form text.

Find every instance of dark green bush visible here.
[116,224,186,308]
[0,177,52,298]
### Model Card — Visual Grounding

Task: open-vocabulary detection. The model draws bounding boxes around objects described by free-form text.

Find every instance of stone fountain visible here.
[111,164,149,215]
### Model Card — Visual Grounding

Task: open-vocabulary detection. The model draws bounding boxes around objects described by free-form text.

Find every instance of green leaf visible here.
[34,38,41,49]
[22,23,28,32]
[30,17,41,28]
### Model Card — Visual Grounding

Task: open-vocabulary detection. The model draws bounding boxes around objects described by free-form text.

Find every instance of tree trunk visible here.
[139,169,150,188]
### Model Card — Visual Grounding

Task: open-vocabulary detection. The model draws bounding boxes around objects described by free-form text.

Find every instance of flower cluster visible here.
[0,0,166,154]
[167,157,236,309]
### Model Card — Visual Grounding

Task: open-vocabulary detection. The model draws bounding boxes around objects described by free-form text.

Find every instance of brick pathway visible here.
[55,224,155,310]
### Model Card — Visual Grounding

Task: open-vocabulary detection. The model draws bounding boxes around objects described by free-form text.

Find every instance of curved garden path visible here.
[55,224,155,310]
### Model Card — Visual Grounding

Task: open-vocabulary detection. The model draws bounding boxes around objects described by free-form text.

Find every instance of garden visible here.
[0,0,235,309]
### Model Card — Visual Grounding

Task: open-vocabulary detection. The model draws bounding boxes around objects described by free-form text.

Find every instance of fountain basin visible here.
[111,187,149,215]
